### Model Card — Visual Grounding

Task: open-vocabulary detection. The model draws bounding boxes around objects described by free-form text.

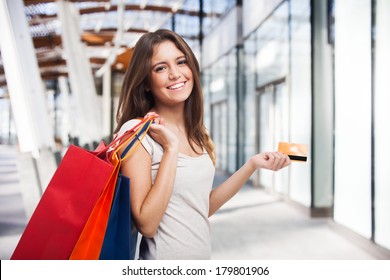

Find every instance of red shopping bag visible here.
[67,152,121,260]
[11,117,153,260]
[11,145,115,260]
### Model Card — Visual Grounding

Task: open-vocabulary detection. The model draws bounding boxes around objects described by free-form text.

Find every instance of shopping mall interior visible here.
[0,0,389,260]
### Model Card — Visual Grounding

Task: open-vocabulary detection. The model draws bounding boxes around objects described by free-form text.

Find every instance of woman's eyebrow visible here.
[151,61,166,69]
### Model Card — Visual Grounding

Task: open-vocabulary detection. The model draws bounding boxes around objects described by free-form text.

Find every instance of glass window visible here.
[256,80,289,193]
[205,47,238,173]
[255,2,289,88]
[243,31,257,162]
[211,101,228,171]
[226,49,237,173]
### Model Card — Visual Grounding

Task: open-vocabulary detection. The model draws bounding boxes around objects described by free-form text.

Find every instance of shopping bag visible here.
[69,118,151,259]
[99,119,152,260]
[69,117,153,260]
[68,152,121,259]
[11,145,116,260]
[11,117,153,260]
[99,174,134,260]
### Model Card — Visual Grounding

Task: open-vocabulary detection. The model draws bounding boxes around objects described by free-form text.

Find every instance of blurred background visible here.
[0,0,389,260]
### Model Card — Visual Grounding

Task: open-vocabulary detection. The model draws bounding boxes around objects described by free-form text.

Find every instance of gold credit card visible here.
[278,142,308,162]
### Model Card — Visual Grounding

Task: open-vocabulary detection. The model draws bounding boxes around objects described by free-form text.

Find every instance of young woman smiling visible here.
[114,29,290,260]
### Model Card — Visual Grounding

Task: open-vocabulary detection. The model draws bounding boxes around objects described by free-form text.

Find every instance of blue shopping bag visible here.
[99,173,138,260]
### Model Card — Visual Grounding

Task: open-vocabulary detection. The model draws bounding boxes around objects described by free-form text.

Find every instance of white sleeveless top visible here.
[118,120,215,260]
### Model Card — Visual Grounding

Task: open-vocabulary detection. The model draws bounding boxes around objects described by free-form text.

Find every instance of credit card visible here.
[278,142,308,162]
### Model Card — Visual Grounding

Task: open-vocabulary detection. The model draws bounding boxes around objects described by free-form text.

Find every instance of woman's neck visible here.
[152,104,186,128]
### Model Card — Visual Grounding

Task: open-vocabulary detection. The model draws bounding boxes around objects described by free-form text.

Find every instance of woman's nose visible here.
[169,68,181,80]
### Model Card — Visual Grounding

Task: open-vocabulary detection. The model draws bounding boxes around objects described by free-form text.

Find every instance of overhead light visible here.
[115,63,124,70]
[140,0,148,9]
[172,1,183,13]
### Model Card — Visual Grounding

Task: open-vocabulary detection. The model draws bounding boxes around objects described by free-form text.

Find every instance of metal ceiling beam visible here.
[25,2,218,22]
[24,0,108,4]
[79,4,202,17]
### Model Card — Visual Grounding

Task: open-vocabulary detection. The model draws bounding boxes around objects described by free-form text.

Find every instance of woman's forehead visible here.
[152,41,185,60]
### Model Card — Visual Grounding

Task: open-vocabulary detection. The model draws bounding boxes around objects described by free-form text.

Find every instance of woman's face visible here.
[148,40,194,107]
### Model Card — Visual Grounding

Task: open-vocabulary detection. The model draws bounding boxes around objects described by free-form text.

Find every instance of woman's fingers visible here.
[263,151,290,171]
[148,120,179,151]
[144,112,160,122]
[274,151,289,170]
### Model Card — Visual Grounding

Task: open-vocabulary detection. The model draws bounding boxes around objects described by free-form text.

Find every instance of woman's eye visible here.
[155,66,166,72]
[178,60,187,65]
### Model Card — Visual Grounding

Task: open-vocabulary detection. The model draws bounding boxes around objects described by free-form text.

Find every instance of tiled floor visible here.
[0,145,389,260]
[210,185,383,259]
[0,145,27,260]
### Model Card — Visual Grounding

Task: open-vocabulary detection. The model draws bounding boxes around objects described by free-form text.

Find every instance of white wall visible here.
[333,0,372,239]
[374,0,390,250]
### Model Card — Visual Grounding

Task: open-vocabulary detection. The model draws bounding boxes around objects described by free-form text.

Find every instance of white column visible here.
[312,0,334,209]
[0,0,55,156]
[334,0,372,238]
[102,68,112,138]
[0,0,57,217]
[374,0,390,251]
[58,76,72,146]
[56,0,102,146]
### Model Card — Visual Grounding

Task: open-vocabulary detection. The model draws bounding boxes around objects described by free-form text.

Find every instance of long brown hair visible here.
[115,29,215,164]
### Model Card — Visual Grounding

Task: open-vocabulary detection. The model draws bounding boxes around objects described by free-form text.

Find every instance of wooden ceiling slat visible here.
[33,35,62,48]
[38,59,66,67]
[82,32,114,45]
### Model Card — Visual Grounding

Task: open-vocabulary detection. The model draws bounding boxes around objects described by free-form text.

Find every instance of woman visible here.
[115,29,290,260]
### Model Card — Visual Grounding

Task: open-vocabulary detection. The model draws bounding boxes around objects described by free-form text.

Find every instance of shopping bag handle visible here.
[120,119,152,159]
[105,116,153,153]
[110,116,155,162]
[95,115,153,158]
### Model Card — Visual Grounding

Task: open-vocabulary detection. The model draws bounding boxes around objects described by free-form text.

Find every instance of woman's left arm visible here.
[209,151,291,217]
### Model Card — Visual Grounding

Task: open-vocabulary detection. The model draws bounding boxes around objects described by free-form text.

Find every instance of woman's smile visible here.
[167,81,186,91]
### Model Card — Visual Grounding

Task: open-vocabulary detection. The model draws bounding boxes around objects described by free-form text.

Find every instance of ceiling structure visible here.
[0,0,235,89]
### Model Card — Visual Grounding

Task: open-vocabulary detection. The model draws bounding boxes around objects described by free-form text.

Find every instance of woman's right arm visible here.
[120,119,178,238]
